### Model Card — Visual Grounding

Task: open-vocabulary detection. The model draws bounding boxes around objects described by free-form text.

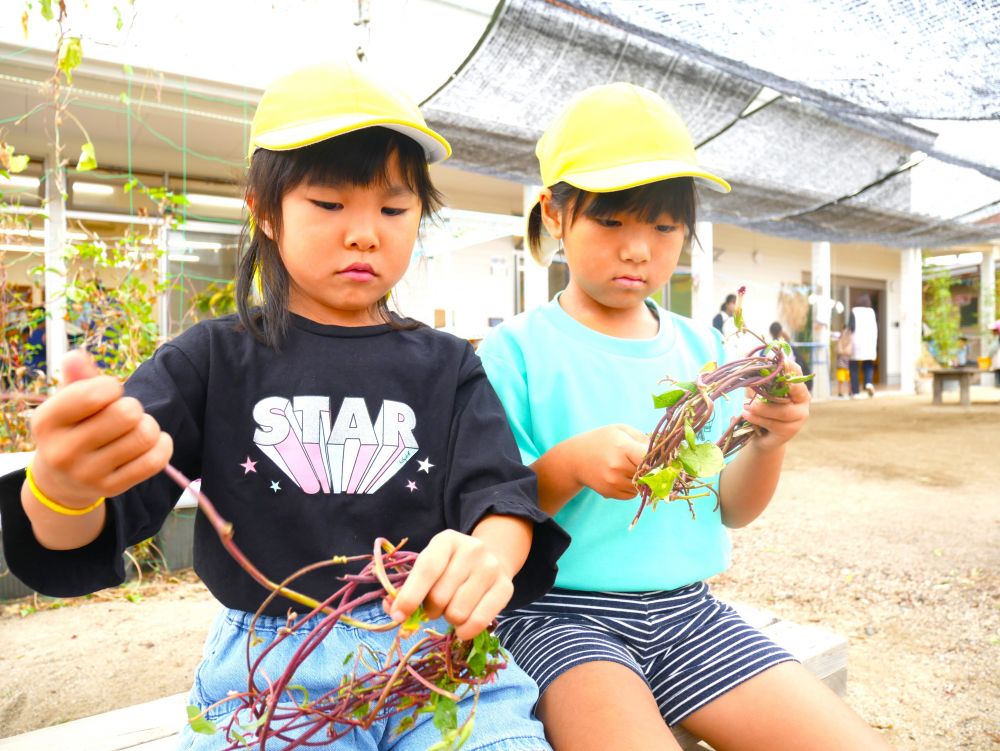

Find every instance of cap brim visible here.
[563,159,731,194]
[252,116,451,163]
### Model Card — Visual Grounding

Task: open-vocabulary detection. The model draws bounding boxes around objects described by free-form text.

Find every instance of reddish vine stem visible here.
[161,464,503,748]
[630,325,800,527]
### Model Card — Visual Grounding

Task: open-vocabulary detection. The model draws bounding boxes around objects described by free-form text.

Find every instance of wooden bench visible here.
[0,603,847,751]
[931,367,978,406]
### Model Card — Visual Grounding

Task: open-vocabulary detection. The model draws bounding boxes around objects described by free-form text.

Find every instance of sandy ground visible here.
[1,388,998,749]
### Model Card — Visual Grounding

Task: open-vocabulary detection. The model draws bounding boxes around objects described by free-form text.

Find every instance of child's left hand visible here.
[742,361,811,452]
[387,530,514,641]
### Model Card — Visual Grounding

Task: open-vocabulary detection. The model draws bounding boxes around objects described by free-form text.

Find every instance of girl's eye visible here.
[596,218,621,228]
[655,224,678,234]
[382,207,408,216]
[312,200,343,211]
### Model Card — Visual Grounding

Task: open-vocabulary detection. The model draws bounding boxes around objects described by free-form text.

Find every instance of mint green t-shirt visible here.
[477,296,741,592]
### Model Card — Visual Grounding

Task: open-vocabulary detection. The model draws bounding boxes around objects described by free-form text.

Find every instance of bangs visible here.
[277,127,439,211]
[574,178,697,229]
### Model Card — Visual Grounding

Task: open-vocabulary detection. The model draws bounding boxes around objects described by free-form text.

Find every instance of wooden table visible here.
[931,368,978,406]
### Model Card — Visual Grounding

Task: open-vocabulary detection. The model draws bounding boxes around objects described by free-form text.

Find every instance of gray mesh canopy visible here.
[422,0,1000,248]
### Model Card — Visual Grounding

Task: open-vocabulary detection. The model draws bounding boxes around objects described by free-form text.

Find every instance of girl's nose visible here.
[621,235,651,262]
[344,225,378,251]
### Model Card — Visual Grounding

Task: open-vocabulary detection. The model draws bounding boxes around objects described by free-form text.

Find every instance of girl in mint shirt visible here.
[477,83,890,751]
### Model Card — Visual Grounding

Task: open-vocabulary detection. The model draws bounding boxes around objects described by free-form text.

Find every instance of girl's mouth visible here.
[338,263,376,281]
[613,275,645,288]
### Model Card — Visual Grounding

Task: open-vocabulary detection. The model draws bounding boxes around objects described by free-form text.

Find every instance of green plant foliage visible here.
[186,705,217,735]
[57,36,83,83]
[76,142,97,172]
[924,272,960,366]
[676,441,725,478]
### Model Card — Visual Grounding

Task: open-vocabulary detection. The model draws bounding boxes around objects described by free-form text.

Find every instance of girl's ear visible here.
[538,188,563,240]
[246,194,274,239]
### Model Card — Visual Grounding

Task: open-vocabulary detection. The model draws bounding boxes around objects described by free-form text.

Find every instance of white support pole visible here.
[810,241,832,400]
[898,247,923,394]
[980,246,997,359]
[43,149,68,382]
[521,185,550,312]
[691,221,714,326]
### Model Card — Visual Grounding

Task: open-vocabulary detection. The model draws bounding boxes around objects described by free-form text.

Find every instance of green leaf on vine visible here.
[40,0,55,21]
[652,381,695,409]
[467,629,500,676]
[432,694,458,733]
[401,604,426,636]
[76,142,98,172]
[8,154,29,173]
[637,464,681,501]
[58,37,83,83]
[186,705,217,735]
[677,442,724,478]
[684,421,696,448]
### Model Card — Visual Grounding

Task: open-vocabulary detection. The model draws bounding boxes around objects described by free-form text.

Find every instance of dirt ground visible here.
[1,389,998,749]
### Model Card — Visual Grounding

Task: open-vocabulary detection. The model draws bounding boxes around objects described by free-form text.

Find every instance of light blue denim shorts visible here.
[178,601,551,750]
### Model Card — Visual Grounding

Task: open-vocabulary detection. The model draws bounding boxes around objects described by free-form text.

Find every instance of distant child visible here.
[0,62,568,750]
[836,326,854,398]
[477,83,889,750]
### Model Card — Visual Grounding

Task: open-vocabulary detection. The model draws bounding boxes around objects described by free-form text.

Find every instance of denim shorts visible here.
[178,602,550,750]
[495,582,796,726]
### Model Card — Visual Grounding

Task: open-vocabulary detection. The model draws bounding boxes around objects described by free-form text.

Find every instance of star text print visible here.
[252,396,418,495]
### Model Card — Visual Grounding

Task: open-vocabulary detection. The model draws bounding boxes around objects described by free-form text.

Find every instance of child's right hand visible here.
[28,350,173,510]
[571,424,648,499]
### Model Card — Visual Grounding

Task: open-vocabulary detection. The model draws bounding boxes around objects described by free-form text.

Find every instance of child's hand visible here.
[29,350,173,510]
[572,424,648,499]
[388,530,514,641]
[742,361,811,452]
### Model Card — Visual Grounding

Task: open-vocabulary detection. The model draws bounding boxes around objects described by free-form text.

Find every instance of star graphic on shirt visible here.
[417,458,434,474]
[240,457,258,475]
[270,480,281,493]
[405,480,418,492]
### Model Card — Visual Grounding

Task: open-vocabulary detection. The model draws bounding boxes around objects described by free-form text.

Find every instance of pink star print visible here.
[406,480,418,492]
[240,457,258,475]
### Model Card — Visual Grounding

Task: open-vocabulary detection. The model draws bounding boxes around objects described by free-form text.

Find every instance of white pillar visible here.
[899,247,923,394]
[521,185,550,312]
[43,149,68,382]
[980,246,997,360]
[691,221,714,326]
[810,241,832,400]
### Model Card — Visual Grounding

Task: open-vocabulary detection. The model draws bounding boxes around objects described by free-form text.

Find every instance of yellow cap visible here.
[536,83,730,194]
[248,61,451,163]
[529,83,730,266]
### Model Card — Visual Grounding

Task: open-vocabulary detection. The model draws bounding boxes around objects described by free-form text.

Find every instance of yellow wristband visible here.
[25,461,106,516]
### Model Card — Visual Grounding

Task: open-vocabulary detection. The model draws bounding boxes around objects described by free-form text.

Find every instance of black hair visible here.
[721,293,737,309]
[526,178,698,258]
[236,127,443,348]
[769,321,783,339]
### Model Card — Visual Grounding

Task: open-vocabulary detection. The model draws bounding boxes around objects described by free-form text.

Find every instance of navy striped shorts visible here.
[495,582,795,726]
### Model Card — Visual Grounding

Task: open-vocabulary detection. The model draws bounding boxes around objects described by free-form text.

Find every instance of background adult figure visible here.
[849,294,878,397]
[712,293,737,332]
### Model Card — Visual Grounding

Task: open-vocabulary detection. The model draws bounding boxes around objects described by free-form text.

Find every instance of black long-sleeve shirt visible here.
[0,314,569,616]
